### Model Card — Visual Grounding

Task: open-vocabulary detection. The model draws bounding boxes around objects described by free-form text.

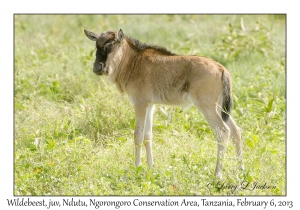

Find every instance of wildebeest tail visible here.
[221,70,232,122]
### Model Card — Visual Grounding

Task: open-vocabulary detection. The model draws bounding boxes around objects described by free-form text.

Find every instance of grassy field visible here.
[14,14,286,195]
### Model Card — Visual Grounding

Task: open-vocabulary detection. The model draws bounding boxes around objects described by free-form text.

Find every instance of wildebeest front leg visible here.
[144,105,155,168]
[133,102,148,167]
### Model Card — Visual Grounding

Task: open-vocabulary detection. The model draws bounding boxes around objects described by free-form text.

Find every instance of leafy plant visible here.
[213,18,273,62]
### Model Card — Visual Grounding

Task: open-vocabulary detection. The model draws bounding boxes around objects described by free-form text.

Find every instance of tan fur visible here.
[84,29,244,178]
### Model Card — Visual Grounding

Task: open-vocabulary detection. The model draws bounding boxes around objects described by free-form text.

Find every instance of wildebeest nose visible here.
[93,62,103,72]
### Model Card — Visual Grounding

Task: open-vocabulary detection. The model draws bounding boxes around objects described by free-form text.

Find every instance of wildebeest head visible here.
[84,29,124,75]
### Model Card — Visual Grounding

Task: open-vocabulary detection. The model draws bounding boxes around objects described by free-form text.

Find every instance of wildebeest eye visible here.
[104,41,115,53]
[96,46,106,54]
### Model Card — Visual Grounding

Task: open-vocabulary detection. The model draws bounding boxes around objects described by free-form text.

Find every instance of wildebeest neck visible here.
[126,36,176,56]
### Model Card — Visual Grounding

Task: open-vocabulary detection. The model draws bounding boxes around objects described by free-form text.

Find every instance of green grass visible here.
[14,14,286,195]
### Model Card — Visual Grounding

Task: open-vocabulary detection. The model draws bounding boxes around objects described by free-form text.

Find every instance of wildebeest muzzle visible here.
[93,62,105,75]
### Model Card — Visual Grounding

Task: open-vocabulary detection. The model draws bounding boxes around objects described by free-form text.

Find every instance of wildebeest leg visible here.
[133,101,148,167]
[226,116,244,170]
[194,102,230,179]
[206,111,230,179]
[144,104,155,168]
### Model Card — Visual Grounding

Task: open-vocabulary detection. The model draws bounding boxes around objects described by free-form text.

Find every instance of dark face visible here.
[93,46,107,75]
[93,31,116,75]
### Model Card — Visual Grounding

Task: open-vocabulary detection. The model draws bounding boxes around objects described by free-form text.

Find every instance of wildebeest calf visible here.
[84,29,244,178]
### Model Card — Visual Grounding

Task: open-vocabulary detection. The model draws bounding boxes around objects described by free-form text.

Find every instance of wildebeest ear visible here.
[84,29,99,41]
[117,29,124,42]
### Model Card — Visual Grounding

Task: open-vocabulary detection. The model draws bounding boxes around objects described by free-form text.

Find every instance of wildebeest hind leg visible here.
[226,116,244,170]
[193,101,230,179]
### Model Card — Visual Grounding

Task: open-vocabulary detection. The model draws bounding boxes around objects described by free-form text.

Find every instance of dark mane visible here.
[125,36,176,56]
